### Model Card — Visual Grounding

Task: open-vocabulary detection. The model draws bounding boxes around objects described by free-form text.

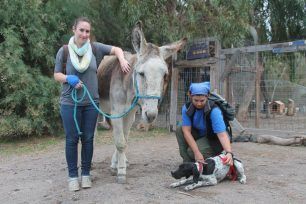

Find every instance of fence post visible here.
[255,51,260,128]
[169,66,179,132]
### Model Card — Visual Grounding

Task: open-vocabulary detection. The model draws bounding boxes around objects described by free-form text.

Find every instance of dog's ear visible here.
[171,171,179,179]
[192,164,200,183]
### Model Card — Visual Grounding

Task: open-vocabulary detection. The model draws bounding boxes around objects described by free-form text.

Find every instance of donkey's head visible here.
[132,21,186,123]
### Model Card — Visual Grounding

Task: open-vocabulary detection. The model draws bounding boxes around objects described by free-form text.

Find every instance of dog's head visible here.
[171,162,201,183]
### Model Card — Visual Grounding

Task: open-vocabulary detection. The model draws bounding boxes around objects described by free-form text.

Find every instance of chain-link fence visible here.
[133,39,306,135]
[222,50,306,133]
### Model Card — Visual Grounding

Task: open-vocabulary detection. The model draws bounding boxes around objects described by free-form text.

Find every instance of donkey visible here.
[97,21,186,183]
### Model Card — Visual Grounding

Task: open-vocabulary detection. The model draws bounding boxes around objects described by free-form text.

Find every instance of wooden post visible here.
[169,66,179,132]
[255,54,261,128]
[220,54,231,102]
[215,39,221,93]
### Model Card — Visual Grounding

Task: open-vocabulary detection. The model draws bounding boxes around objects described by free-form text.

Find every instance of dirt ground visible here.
[1,129,306,204]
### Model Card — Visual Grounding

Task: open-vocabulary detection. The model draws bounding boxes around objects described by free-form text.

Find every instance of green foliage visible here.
[0,1,61,139]
[0,30,61,138]
[293,52,306,86]
[0,0,102,139]
[111,0,253,48]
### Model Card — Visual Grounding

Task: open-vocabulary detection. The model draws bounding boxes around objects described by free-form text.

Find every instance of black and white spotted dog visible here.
[170,153,246,191]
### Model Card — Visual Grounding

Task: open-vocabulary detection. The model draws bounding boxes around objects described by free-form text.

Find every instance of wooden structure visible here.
[287,99,295,116]
[169,38,306,132]
[269,101,285,114]
[169,37,221,131]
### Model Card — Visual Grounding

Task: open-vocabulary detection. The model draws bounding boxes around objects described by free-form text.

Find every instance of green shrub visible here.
[0,0,93,139]
[0,22,61,139]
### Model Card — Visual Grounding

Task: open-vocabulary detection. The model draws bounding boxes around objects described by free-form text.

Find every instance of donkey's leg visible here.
[122,110,137,168]
[91,122,98,169]
[112,117,128,183]
[123,110,136,142]
[110,148,128,173]
[110,149,118,175]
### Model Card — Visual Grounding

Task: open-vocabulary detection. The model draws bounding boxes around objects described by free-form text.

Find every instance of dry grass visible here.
[0,128,170,158]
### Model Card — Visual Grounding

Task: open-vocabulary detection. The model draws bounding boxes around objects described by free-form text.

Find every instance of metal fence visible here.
[134,39,306,135]
[223,50,306,133]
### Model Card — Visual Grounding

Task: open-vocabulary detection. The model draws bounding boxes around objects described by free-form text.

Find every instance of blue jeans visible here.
[60,104,98,178]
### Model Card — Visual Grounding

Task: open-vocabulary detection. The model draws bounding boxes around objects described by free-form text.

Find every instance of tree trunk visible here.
[233,134,306,146]
[260,71,271,118]
[236,80,256,121]
[220,50,241,81]
[253,135,306,146]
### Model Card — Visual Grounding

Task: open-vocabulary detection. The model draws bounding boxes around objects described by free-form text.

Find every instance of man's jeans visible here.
[175,126,215,162]
[60,104,98,178]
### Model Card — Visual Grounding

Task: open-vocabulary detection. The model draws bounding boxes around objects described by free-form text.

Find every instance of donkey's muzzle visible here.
[145,111,157,123]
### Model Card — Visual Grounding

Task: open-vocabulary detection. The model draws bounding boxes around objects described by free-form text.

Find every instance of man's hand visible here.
[224,152,233,166]
[195,151,204,163]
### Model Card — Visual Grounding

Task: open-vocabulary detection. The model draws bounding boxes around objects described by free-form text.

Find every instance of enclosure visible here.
[137,38,306,136]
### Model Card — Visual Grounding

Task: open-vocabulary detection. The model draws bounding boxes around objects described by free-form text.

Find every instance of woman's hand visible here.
[119,58,131,73]
[111,47,131,74]
[74,81,83,89]
[66,75,81,88]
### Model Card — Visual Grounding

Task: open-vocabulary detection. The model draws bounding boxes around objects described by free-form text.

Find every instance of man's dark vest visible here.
[185,100,230,154]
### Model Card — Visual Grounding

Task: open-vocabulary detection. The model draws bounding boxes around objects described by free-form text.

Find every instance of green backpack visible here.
[208,92,235,122]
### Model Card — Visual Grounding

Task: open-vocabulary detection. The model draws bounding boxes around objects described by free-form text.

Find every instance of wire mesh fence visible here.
[132,40,306,135]
[227,50,306,133]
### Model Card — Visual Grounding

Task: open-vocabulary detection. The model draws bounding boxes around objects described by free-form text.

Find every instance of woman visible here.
[54,17,130,191]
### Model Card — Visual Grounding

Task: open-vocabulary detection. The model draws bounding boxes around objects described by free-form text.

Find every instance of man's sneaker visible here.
[81,176,92,188]
[68,177,80,192]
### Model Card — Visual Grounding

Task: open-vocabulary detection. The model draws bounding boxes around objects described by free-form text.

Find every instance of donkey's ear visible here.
[132,21,147,54]
[160,37,187,60]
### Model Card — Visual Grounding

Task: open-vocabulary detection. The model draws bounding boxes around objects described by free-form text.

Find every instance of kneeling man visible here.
[176,82,233,165]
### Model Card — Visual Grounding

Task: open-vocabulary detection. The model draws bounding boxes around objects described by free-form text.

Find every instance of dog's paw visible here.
[170,182,180,188]
[184,184,195,191]
[239,175,247,184]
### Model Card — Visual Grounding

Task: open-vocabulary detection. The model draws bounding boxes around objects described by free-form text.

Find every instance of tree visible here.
[252,0,306,43]
[0,0,96,139]
[96,0,252,48]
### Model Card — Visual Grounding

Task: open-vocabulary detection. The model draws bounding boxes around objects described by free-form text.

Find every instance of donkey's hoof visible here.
[109,167,117,176]
[116,174,126,184]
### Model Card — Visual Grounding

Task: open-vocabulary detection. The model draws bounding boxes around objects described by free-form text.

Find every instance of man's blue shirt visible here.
[181,104,226,137]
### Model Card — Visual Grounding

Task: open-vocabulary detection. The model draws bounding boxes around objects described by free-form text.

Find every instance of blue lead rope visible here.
[71,73,161,135]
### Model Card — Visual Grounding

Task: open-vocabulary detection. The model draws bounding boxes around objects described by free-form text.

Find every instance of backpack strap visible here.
[61,42,97,75]
[62,45,68,75]
[184,100,232,154]
[185,102,194,117]
[185,100,213,126]
[91,42,96,57]
[207,100,233,143]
